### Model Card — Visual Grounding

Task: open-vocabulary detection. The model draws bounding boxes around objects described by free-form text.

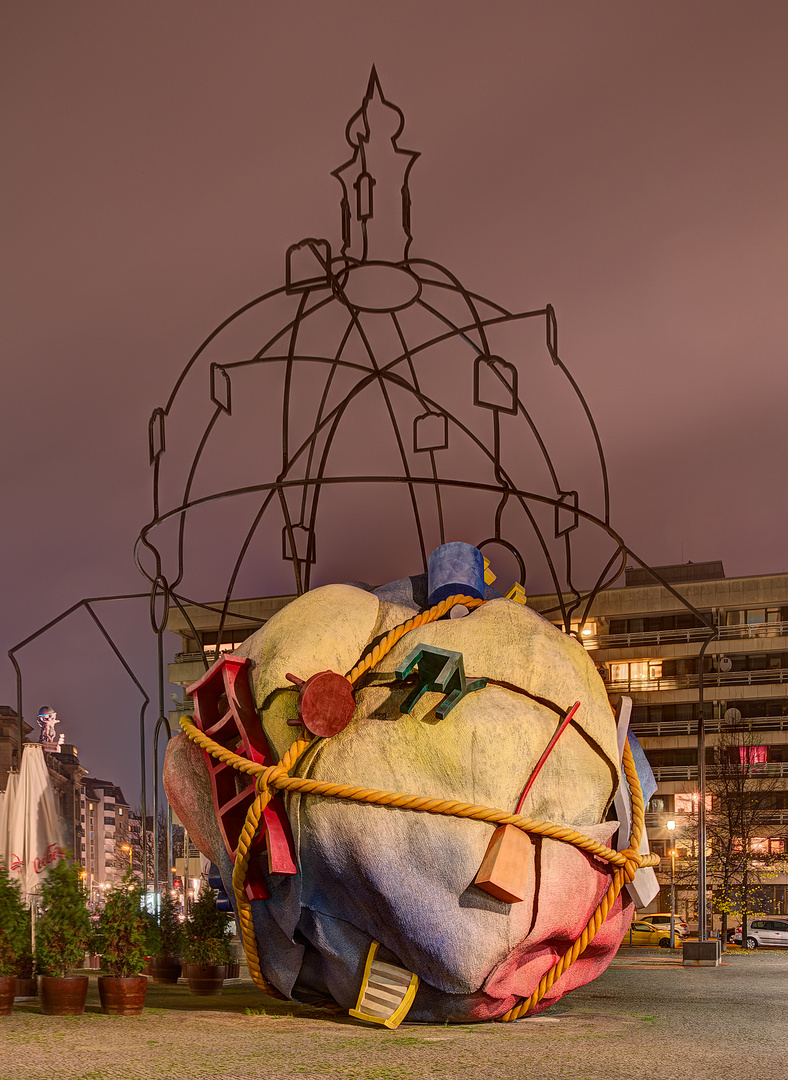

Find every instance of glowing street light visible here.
[121,843,132,870]
[666,820,677,948]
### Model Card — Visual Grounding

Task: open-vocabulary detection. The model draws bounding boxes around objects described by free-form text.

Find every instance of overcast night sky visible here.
[2,1,787,805]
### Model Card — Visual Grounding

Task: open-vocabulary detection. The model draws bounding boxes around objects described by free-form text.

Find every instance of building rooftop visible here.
[625,561,725,587]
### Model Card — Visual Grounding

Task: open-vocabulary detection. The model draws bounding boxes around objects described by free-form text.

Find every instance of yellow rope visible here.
[229,738,310,1000]
[182,719,655,873]
[345,594,484,684]
[181,592,657,1018]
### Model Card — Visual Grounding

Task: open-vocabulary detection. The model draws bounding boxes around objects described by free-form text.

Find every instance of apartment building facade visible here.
[79,777,131,898]
[528,561,788,919]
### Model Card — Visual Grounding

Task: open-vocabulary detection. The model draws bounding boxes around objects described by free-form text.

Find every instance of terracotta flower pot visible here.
[39,975,89,1016]
[148,956,182,984]
[184,963,227,996]
[98,975,148,1015]
[0,976,17,1016]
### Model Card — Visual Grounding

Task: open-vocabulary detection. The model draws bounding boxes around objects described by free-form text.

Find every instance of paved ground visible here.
[3,950,787,1080]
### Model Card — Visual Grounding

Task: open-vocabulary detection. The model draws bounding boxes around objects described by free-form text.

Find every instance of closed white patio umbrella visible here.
[0,769,19,872]
[5,744,65,901]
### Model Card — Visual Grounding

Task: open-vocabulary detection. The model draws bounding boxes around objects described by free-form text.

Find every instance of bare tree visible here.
[663,722,787,945]
[707,723,788,945]
[132,806,183,889]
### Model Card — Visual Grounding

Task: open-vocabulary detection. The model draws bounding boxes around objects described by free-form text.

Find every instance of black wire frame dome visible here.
[133,67,649,662]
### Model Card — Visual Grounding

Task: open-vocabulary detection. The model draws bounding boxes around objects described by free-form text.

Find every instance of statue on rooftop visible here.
[37,705,64,748]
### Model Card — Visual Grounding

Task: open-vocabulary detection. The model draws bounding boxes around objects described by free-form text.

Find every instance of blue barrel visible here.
[427,542,485,606]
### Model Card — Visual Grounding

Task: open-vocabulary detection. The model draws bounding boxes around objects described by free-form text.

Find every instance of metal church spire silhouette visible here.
[332,67,420,263]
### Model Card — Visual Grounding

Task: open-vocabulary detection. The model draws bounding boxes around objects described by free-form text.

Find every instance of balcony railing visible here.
[645,810,788,828]
[649,762,788,783]
[584,619,788,651]
[631,714,788,737]
[606,667,788,694]
[177,621,788,663]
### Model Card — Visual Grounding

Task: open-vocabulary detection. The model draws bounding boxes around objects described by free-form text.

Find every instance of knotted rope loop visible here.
[255,764,289,795]
[619,849,641,882]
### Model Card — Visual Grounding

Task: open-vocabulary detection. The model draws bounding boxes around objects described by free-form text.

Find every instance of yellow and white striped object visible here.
[349,942,419,1029]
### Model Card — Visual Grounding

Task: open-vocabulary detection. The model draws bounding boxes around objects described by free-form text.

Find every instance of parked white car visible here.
[638,912,689,938]
[732,918,788,949]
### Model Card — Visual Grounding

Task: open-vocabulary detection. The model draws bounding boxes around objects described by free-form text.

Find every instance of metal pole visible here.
[696,631,717,943]
[183,828,190,923]
[12,655,23,770]
[669,852,676,950]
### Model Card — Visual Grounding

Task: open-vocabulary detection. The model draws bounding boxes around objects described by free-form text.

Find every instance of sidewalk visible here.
[3,953,787,1080]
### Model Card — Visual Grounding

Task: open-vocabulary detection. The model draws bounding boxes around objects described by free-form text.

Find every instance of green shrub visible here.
[0,869,30,977]
[183,887,231,966]
[96,869,148,977]
[35,860,92,978]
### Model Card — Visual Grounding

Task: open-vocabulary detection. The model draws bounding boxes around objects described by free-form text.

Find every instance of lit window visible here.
[118,808,123,816]
[739,746,767,764]
[675,793,712,814]
[609,660,661,683]
[729,608,781,626]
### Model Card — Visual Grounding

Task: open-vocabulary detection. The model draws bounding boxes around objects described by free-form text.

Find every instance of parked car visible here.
[731,918,788,949]
[637,912,689,939]
[623,921,674,949]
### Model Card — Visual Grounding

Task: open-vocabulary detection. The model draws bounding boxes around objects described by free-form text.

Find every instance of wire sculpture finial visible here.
[332,68,420,262]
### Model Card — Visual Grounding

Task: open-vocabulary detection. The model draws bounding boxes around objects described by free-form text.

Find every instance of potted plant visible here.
[182,887,231,995]
[148,889,183,984]
[95,870,149,1014]
[34,859,92,1015]
[0,869,30,1016]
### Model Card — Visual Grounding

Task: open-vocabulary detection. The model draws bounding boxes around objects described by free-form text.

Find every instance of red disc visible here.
[298,671,356,737]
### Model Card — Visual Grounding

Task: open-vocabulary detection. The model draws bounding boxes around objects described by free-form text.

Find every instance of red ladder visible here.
[187,654,297,900]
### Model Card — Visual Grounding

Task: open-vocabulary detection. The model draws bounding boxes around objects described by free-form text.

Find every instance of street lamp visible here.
[121,844,132,870]
[666,820,676,949]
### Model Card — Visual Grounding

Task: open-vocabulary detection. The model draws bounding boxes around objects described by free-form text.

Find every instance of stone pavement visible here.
[2,951,786,1080]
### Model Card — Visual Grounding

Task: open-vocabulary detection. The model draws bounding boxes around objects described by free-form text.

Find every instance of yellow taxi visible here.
[622,920,673,948]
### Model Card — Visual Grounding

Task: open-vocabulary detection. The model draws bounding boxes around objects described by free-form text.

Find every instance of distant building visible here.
[43,743,87,858]
[80,778,131,896]
[166,593,295,715]
[0,705,32,786]
[128,811,143,876]
[1,706,135,898]
[527,562,788,918]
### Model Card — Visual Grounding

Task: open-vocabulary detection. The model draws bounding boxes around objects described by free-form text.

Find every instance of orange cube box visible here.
[474,824,531,904]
